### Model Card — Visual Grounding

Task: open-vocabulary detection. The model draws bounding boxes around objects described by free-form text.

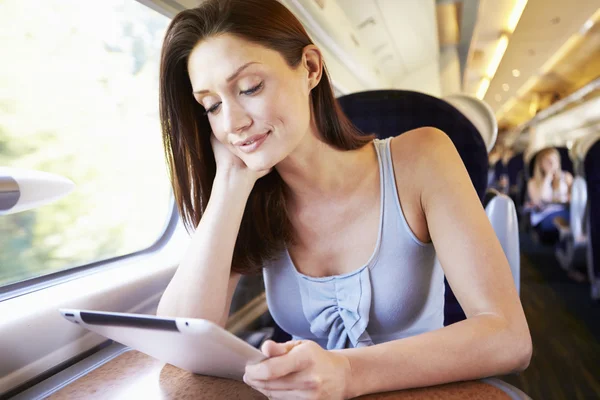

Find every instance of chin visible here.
[244,156,277,173]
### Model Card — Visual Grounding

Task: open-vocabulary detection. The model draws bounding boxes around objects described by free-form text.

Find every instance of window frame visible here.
[0,201,179,303]
[0,215,189,395]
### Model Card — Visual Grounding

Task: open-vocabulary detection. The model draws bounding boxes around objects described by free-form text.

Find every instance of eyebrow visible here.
[193,62,260,95]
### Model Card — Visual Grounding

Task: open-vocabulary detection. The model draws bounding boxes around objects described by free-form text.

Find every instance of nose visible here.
[222,99,252,134]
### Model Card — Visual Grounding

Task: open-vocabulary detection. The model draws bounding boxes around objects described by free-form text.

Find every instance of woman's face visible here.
[187,34,319,171]
[540,153,560,175]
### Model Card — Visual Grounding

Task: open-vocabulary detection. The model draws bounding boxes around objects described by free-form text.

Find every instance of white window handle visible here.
[0,167,75,215]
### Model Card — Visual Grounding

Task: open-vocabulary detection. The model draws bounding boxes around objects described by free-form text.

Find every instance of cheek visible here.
[260,91,308,133]
[208,119,225,140]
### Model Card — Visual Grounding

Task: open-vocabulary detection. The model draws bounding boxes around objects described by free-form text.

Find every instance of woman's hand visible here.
[244,340,352,400]
[211,134,271,186]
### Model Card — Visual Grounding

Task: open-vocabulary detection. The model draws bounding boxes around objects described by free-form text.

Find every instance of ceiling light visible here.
[476,78,490,99]
[580,19,594,35]
[512,69,521,77]
[477,0,528,100]
[529,93,540,116]
[507,0,528,32]
[503,83,510,91]
[486,34,509,78]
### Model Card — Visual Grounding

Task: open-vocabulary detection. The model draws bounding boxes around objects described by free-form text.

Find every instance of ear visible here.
[302,45,323,91]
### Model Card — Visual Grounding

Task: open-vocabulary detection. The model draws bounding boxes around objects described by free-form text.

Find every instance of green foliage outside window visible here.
[0,0,173,286]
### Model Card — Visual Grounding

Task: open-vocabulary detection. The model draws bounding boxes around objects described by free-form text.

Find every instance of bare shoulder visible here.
[389,127,457,176]
[388,127,454,243]
[390,126,480,215]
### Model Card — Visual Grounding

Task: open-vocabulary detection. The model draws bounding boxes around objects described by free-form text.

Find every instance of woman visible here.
[527,148,572,236]
[156,0,531,398]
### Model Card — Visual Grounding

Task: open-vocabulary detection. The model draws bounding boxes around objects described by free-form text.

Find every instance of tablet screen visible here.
[78,311,179,331]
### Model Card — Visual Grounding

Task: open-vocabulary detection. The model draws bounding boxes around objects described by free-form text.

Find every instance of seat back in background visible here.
[484,189,520,293]
[571,176,588,243]
[507,153,524,189]
[584,139,600,300]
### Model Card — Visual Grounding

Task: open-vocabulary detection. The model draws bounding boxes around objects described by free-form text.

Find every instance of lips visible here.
[235,131,271,154]
[234,132,269,147]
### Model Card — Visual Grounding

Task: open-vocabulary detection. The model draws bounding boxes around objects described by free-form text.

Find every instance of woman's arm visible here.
[157,134,270,326]
[565,171,574,202]
[527,179,542,206]
[156,172,253,325]
[339,128,531,398]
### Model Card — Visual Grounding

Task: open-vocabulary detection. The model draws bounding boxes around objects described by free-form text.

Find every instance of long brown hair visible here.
[159,0,373,274]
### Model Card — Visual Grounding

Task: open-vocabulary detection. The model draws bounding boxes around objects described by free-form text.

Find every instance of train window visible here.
[0,0,172,287]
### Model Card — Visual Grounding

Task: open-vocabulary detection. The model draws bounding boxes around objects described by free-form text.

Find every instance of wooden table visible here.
[47,349,521,399]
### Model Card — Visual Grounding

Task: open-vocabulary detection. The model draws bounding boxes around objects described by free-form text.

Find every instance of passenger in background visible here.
[527,147,573,240]
[488,145,502,187]
[489,144,512,194]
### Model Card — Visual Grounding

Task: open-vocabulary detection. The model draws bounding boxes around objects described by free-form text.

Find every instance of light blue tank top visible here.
[263,138,444,350]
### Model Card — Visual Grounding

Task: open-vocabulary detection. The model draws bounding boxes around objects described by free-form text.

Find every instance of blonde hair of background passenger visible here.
[532,147,561,185]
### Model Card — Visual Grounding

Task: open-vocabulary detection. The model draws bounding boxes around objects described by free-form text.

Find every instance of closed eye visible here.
[203,82,263,116]
[204,102,221,115]
[204,103,221,115]
[240,82,263,96]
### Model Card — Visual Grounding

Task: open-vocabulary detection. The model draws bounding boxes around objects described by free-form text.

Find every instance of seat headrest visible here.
[576,133,600,162]
[570,133,600,176]
[442,94,498,153]
[336,90,489,201]
[483,188,500,209]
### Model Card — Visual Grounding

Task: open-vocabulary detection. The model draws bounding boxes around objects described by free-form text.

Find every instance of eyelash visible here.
[203,82,264,115]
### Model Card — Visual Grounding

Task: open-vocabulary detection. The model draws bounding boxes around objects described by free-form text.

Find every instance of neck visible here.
[275,129,377,207]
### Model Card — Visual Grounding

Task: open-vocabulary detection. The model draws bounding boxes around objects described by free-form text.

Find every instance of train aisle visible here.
[500,235,600,399]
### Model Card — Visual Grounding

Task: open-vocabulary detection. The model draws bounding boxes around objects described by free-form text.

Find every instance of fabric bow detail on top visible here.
[296,266,374,350]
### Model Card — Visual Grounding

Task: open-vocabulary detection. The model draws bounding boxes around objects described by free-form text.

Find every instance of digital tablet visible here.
[59,309,266,380]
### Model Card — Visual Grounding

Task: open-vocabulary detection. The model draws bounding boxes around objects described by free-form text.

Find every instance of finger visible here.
[245,370,321,391]
[261,340,299,358]
[245,378,309,400]
[249,386,304,400]
[246,346,311,380]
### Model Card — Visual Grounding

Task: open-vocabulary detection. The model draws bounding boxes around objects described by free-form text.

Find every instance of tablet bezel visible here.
[58,308,266,380]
